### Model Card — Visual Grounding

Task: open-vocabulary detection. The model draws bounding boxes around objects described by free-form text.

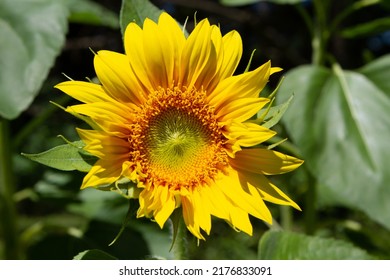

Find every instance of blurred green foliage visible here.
[1,0,390,260]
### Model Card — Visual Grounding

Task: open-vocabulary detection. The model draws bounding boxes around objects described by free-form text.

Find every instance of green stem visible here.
[280,206,292,231]
[0,118,21,259]
[311,0,329,66]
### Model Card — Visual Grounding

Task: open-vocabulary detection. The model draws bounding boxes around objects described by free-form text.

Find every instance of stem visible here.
[280,206,292,231]
[0,118,21,259]
[311,29,323,66]
[311,0,329,66]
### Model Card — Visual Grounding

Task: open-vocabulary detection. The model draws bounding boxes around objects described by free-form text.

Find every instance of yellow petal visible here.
[227,206,253,235]
[200,185,230,220]
[216,97,269,123]
[179,19,217,91]
[67,101,132,121]
[142,19,170,89]
[137,187,154,218]
[124,22,154,92]
[181,196,205,240]
[207,60,274,110]
[223,121,276,147]
[230,148,304,175]
[154,187,176,228]
[194,25,221,92]
[219,30,243,80]
[215,169,272,224]
[55,81,113,103]
[241,170,301,210]
[202,29,243,93]
[141,13,185,89]
[192,187,212,235]
[81,158,124,189]
[94,50,147,104]
[67,102,134,136]
[76,128,130,158]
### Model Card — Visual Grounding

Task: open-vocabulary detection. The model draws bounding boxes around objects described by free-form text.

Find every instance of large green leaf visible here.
[119,0,162,35]
[22,141,96,172]
[276,56,390,229]
[258,231,373,259]
[0,0,68,119]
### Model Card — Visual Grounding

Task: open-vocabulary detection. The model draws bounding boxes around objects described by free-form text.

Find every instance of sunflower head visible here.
[55,12,303,240]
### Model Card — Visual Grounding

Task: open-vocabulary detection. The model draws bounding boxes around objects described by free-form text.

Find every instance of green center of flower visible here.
[146,108,211,173]
[129,87,229,188]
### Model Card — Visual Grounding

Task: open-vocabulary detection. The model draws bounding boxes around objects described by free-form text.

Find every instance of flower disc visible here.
[130,87,228,188]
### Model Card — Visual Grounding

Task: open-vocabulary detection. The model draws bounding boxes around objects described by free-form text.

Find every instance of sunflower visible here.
[55,12,303,240]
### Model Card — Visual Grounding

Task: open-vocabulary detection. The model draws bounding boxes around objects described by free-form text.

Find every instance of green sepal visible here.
[22,139,97,172]
[113,178,141,199]
[251,94,293,129]
[244,49,256,73]
[267,137,288,150]
[262,94,294,128]
[73,249,117,260]
[109,200,134,246]
[51,101,101,131]
[267,76,285,100]
[250,76,293,128]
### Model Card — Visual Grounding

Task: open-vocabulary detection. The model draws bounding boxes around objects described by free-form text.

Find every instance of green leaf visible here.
[219,0,304,6]
[342,17,390,38]
[74,249,117,260]
[257,95,294,128]
[0,0,68,119]
[22,141,97,172]
[258,231,373,259]
[65,0,119,29]
[119,0,162,35]
[276,57,390,229]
